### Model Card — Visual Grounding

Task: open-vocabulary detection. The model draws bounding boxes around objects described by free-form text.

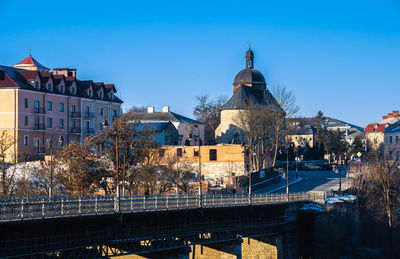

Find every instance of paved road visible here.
[255,167,348,194]
[274,169,347,193]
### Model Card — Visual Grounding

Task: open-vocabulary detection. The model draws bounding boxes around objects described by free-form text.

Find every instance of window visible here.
[47,83,52,92]
[396,136,399,144]
[34,100,40,109]
[47,118,52,128]
[24,116,28,126]
[58,137,65,148]
[59,103,64,112]
[99,91,103,99]
[209,149,217,161]
[177,148,183,157]
[71,87,76,95]
[24,98,28,108]
[34,117,40,126]
[24,135,29,146]
[47,101,52,111]
[98,107,104,116]
[59,119,64,129]
[98,122,103,130]
[88,89,92,97]
[194,149,199,157]
[85,120,90,130]
[34,81,39,89]
[72,120,76,129]
[59,85,64,94]
[389,136,393,144]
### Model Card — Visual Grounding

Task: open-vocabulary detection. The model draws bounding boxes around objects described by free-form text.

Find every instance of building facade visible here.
[0,55,122,160]
[128,106,204,146]
[364,111,400,150]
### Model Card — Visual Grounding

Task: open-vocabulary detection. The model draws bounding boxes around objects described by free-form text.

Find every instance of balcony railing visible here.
[33,123,45,130]
[84,112,94,119]
[33,107,45,114]
[84,128,95,134]
[70,112,81,118]
[70,128,81,133]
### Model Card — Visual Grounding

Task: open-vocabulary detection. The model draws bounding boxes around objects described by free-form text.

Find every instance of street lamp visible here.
[47,138,53,199]
[192,125,202,210]
[47,136,63,199]
[102,119,121,211]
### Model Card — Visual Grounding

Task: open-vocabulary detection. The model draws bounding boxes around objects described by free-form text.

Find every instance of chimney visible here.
[388,113,393,118]
[393,111,399,117]
[147,106,155,113]
[345,124,349,136]
[383,116,388,120]
[162,106,170,113]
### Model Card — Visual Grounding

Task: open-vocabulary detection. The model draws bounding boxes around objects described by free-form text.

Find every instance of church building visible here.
[215,46,280,144]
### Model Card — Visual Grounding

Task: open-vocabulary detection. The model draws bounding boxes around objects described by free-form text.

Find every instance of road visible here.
[255,168,348,194]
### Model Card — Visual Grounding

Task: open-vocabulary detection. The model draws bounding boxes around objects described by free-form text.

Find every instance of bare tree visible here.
[193,95,227,144]
[0,131,16,196]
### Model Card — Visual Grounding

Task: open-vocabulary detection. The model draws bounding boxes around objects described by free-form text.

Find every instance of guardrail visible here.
[0,192,326,222]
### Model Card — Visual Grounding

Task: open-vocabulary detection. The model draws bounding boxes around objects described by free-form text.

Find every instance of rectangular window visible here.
[70,105,76,113]
[72,120,76,129]
[34,100,40,109]
[85,120,90,129]
[59,119,64,129]
[24,98,28,108]
[194,149,199,157]
[59,85,64,93]
[48,83,52,92]
[177,148,183,157]
[71,87,76,95]
[389,136,393,144]
[47,118,52,128]
[209,149,217,161]
[34,82,39,89]
[34,117,40,126]
[396,136,399,144]
[33,138,40,148]
[59,103,64,112]
[24,116,28,126]
[98,107,104,116]
[47,101,52,111]
[24,135,29,146]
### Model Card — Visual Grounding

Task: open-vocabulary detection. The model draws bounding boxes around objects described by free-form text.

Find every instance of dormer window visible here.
[99,91,103,99]
[47,83,52,92]
[71,87,76,95]
[110,92,113,99]
[88,89,92,97]
[35,81,39,89]
[59,85,64,94]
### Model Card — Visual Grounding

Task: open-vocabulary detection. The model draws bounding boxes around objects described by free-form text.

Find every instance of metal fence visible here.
[0,192,326,222]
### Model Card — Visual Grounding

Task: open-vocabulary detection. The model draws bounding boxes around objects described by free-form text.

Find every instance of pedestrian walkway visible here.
[255,173,303,193]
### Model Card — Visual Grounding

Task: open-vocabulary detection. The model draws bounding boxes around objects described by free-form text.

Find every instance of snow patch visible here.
[300,203,326,212]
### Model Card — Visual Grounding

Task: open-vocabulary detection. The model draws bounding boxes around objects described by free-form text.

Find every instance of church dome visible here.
[233,45,266,86]
[233,67,265,86]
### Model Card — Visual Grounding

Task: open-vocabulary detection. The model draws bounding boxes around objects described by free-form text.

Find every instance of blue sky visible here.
[1,0,400,127]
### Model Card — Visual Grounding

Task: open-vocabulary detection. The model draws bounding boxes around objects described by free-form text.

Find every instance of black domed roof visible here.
[233,67,266,86]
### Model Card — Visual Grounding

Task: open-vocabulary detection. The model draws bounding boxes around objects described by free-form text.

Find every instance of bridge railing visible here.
[0,192,325,222]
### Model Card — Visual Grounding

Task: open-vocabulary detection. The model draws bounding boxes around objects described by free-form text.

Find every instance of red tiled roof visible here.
[16,70,40,81]
[364,124,387,132]
[0,68,20,88]
[12,55,49,70]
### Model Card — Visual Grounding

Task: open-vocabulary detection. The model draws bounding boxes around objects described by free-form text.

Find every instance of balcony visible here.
[33,107,45,114]
[84,128,95,134]
[33,123,45,130]
[70,128,81,133]
[33,147,45,154]
[70,112,81,118]
[84,112,94,119]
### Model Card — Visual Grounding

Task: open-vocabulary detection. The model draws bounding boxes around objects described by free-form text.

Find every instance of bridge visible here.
[0,192,326,258]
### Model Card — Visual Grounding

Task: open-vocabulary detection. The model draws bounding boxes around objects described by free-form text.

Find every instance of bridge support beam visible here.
[242,237,278,259]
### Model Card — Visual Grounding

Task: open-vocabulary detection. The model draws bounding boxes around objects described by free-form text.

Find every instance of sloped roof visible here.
[128,111,203,124]
[222,84,281,111]
[12,55,50,70]
[384,121,400,133]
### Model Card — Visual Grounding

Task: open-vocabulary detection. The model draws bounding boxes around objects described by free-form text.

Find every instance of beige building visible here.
[0,55,122,161]
[364,111,400,150]
[164,144,247,180]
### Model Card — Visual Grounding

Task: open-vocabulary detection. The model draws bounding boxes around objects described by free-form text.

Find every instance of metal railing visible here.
[0,192,326,222]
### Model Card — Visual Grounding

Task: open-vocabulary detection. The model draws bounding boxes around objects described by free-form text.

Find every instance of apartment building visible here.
[0,55,122,160]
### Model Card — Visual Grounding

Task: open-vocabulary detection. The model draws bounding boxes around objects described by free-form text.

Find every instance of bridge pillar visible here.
[275,230,298,259]
[190,239,243,259]
[242,237,278,259]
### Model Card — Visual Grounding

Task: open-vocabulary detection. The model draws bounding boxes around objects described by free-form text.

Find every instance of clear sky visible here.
[1,0,400,127]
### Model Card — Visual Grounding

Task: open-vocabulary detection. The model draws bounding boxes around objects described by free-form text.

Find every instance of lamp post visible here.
[47,136,63,199]
[102,119,120,212]
[193,125,202,209]
[47,138,53,199]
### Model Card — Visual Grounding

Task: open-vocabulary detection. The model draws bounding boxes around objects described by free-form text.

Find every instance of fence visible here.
[0,192,326,222]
